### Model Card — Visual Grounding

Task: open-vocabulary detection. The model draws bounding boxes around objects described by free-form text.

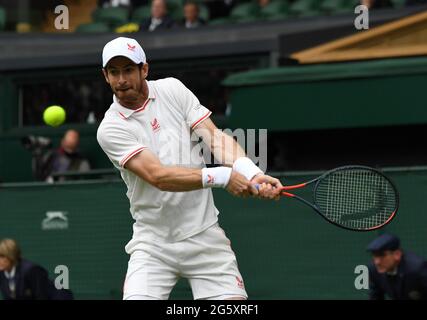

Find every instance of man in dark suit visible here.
[0,238,73,300]
[180,1,206,29]
[367,233,427,300]
[139,0,175,32]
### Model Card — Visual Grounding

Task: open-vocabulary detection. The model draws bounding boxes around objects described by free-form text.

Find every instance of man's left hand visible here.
[250,174,283,200]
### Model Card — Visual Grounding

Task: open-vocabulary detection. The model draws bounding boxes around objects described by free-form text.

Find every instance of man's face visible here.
[151,0,167,19]
[258,0,270,7]
[103,56,148,104]
[0,255,12,272]
[361,0,375,8]
[62,130,80,153]
[184,4,198,22]
[372,250,401,273]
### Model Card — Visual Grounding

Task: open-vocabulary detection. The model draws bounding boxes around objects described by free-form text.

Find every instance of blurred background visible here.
[0,0,427,299]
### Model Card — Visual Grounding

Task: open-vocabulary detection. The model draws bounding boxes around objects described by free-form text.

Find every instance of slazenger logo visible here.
[41,211,69,230]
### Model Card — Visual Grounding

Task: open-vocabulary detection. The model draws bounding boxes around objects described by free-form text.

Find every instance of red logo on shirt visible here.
[127,43,136,51]
[207,174,215,184]
[151,118,160,132]
[236,276,244,289]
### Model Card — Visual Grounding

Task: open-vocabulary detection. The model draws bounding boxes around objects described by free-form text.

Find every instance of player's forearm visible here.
[210,130,246,167]
[153,166,203,191]
[151,165,232,192]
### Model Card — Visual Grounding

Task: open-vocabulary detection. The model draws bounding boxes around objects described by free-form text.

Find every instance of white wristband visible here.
[232,157,263,181]
[201,167,232,188]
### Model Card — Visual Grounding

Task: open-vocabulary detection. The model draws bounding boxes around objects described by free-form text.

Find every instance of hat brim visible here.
[103,54,143,68]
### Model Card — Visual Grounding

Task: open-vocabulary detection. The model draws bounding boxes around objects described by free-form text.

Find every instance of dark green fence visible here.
[1,167,426,299]
[223,57,427,131]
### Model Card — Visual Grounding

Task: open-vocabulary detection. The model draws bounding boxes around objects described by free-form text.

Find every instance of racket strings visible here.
[315,169,397,230]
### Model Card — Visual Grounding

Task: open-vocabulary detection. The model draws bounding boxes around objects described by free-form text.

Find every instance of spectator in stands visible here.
[98,0,148,8]
[366,233,427,300]
[0,238,73,300]
[139,0,175,32]
[99,0,131,7]
[360,0,393,9]
[46,129,91,182]
[181,1,206,29]
[257,0,271,9]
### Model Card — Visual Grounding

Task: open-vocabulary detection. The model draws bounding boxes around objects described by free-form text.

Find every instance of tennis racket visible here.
[257,165,399,231]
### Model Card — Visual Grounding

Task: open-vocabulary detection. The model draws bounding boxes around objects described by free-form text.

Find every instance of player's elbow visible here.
[131,163,172,191]
[149,169,172,191]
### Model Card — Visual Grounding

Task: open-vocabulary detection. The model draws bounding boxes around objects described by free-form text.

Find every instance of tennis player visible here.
[97,37,282,300]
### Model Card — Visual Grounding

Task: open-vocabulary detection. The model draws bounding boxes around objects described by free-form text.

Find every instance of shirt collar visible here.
[113,81,155,119]
[4,266,16,279]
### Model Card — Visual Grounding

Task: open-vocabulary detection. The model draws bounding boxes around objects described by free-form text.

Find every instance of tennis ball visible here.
[43,105,66,127]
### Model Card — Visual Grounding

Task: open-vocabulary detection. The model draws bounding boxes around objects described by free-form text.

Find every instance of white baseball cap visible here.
[102,37,146,68]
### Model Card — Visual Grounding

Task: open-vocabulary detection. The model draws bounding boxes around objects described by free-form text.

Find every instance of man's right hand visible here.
[226,170,258,198]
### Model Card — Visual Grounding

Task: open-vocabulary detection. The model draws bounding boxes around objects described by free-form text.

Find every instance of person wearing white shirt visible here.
[97,36,282,300]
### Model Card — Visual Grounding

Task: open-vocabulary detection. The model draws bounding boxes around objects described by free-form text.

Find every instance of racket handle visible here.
[253,183,278,190]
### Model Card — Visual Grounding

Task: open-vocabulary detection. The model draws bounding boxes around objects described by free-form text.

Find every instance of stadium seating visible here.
[229,2,260,22]
[259,0,290,21]
[208,17,231,26]
[391,0,407,8]
[131,5,151,23]
[319,0,349,14]
[0,6,6,30]
[198,3,210,21]
[92,6,129,28]
[76,22,111,33]
[167,0,184,20]
[289,0,321,17]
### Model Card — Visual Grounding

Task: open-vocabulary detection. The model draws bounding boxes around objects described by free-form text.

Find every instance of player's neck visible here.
[119,81,149,109]
[119,95,147,109]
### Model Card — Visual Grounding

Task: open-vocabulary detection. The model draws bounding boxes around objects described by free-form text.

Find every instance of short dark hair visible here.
[184,1,199,9]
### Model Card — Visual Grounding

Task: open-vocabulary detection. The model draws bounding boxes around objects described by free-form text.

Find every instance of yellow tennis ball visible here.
[43,105,66,127]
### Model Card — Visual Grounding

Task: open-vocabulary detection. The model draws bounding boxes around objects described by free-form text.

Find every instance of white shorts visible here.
[123,223,248,300]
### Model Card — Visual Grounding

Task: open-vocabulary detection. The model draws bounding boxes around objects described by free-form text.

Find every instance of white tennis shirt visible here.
[97,78,219,251]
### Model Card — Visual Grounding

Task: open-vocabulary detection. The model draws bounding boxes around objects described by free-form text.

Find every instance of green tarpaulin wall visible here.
[1,167,426,299]
[223,57,427,131]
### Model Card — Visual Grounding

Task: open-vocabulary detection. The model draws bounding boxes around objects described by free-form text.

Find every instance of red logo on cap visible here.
[127,43,136,51]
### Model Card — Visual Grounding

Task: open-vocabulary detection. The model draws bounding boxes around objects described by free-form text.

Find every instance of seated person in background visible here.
[0,239,73,300]
[181,1,206,29]
[98,0,131,8]
[46,129,91,182]
[367,233,427,300]
[258,0,271,9]
[139,0,175,32]
[98,0,149,8]
[360,0,393,9]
